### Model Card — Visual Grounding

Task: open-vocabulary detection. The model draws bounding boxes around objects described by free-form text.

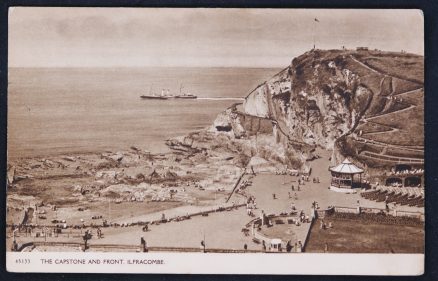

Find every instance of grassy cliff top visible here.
[292,49,423,84]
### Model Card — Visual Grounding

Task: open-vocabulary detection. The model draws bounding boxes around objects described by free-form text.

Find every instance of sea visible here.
[8,67,280,159]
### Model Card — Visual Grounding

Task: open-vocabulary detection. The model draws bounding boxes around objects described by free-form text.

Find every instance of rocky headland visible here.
[170,48,424,173]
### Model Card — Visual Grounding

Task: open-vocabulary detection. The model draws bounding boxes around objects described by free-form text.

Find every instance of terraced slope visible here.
[342,53,423,167]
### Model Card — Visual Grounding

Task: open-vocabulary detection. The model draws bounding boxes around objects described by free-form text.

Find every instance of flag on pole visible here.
[313,18,319,50]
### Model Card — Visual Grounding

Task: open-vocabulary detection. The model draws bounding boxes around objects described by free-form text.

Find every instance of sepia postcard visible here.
[6,7,424,275]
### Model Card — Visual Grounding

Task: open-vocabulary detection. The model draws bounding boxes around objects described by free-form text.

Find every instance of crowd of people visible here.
[389,167,424,176]
[246,196,257,216]
[243,171,324,252]
[361,186,424,207]
[275,170,299,176]
[319,219,333,230]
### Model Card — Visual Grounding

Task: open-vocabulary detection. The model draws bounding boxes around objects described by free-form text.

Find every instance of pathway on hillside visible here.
[347,56,423,163]
[360,150,424,164]
[393,87,423,97]
[364,104,416,122]
[354,136,423,151]
[360,121,398,136]
[349,55,423,85]
[357,85,421,144]
[349,55,381,75]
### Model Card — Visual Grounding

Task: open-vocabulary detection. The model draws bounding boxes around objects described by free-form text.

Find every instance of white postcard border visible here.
[6,252,424,275]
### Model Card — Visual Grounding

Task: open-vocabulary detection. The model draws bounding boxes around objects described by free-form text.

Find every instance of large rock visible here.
[212,49,423,170]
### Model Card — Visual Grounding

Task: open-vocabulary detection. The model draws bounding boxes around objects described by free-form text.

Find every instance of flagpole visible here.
[313,18,319,50]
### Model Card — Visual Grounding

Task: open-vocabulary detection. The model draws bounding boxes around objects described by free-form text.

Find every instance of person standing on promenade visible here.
[200,240,206,253]
[140,236,146,252]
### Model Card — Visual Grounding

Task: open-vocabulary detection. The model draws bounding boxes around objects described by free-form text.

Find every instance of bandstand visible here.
[329,158,364,192]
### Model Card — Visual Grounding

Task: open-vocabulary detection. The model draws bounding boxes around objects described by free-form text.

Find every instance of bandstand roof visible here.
[271,239,282,245]
[329,158,364,174]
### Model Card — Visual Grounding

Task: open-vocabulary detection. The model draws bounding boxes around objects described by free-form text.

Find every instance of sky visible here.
[8,8,424,68]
